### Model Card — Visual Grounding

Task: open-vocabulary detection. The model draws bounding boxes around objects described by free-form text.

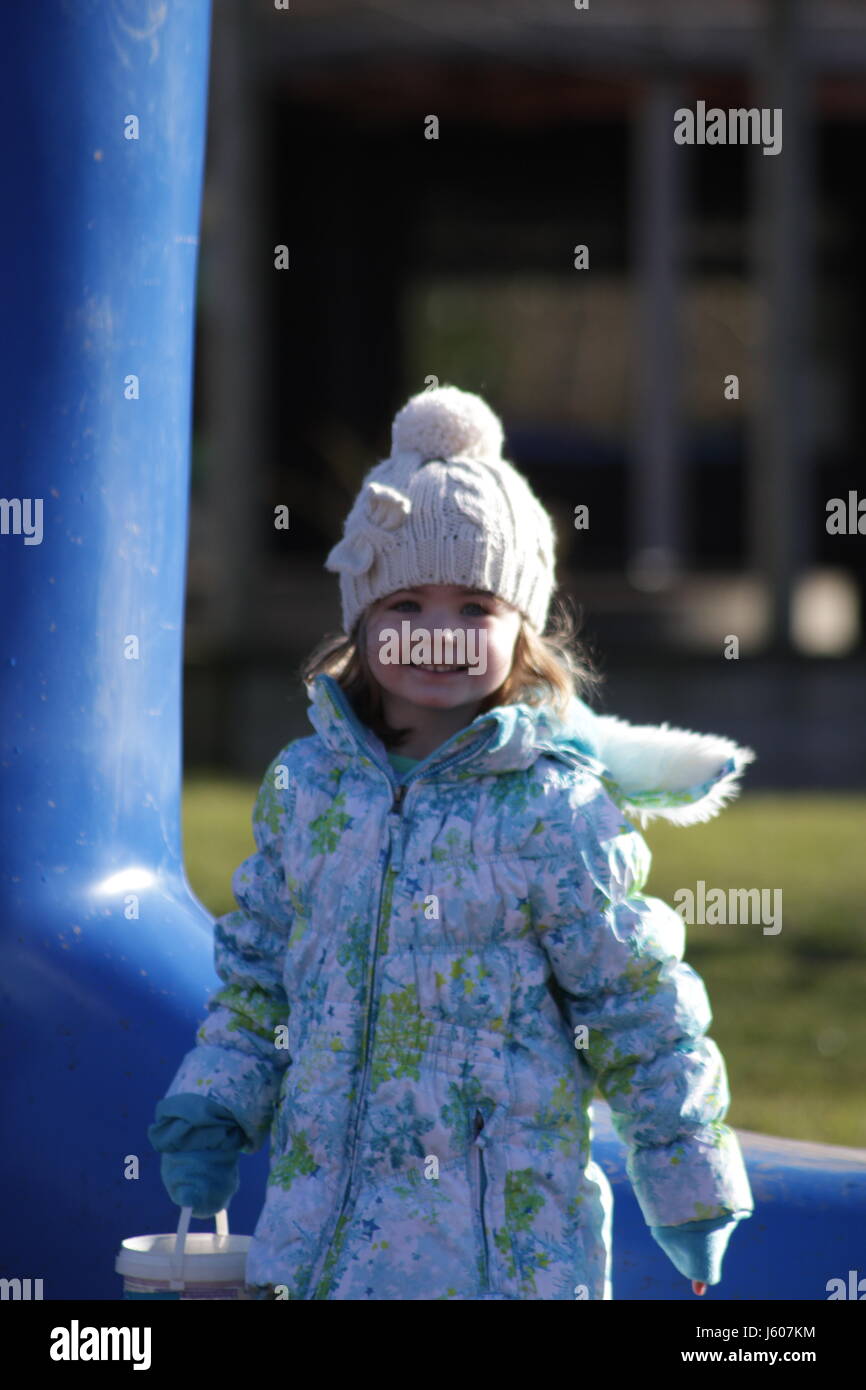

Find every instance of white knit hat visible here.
[324,385,556,636]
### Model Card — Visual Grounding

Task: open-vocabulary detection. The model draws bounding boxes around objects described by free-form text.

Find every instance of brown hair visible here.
[296,592,603,751]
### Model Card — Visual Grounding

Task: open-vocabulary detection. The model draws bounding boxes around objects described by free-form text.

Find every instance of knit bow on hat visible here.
[325,481,412,577]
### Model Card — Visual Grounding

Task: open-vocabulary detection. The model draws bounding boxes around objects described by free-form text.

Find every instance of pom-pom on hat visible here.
[325,385,557,636]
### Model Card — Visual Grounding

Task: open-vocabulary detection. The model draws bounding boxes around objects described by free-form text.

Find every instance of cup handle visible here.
[169,1207,230,1290]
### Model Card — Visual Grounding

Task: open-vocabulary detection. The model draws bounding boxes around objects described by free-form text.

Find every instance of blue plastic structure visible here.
[1,0,864,1302]
[591,1103,866,1300]
[0,0,269,1301]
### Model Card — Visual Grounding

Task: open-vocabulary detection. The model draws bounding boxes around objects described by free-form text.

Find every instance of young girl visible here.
[149,385,755,1301]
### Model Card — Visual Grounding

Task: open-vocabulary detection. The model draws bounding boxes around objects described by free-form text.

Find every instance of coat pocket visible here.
[469,1109,491,1292]
[268,1064,293,1156]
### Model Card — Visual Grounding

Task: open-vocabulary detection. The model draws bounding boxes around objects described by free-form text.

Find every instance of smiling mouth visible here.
[414,665,467,674]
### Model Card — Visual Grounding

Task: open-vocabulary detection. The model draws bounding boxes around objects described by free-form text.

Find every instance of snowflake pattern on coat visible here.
[163,673,755,1300]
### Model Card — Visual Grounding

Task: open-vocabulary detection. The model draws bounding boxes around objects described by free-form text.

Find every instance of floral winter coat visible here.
[163,672,756,1300]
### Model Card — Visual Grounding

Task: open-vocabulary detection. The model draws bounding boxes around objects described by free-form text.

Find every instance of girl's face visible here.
[364,584,521,717]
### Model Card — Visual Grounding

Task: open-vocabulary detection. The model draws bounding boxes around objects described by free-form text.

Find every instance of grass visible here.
[639,794,866,1149]
[182,778,866,1150]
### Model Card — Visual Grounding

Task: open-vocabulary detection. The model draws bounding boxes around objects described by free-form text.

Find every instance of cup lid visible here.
[116,1232,250,1282]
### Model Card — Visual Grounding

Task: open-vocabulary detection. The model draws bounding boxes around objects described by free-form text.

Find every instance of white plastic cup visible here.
[116,1207,251,1300]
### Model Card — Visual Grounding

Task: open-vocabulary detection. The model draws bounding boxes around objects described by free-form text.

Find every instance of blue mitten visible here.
[148,1093,248,1218]
[650,1212,750,1284]
[158,1151,241,1218]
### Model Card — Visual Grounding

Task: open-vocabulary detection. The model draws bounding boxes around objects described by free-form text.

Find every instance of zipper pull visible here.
[387,783,407,873]
[388,808,405,874]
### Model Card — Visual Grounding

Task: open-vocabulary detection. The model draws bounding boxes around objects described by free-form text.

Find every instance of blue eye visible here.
[390,599,488,615]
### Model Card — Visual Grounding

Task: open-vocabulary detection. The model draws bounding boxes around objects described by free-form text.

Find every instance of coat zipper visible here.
[471,1109,491,1291]
[306,729,496,1299]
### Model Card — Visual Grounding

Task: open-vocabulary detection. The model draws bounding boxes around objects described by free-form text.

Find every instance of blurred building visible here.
[184,0,866,785]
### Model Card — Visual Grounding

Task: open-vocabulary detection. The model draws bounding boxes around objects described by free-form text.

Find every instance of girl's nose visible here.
[410,623,460,640]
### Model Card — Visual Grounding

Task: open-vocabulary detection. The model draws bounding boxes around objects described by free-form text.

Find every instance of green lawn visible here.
[182,779,866,1150]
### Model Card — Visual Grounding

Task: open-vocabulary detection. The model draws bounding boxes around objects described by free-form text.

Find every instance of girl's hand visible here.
[692,1280,707,1296]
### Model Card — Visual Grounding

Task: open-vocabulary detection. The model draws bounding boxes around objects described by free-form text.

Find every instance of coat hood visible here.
[305,673,755,827]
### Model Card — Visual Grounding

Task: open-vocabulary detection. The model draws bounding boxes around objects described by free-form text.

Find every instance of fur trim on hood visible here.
[550,697,756,828]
